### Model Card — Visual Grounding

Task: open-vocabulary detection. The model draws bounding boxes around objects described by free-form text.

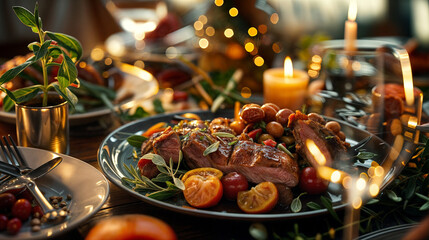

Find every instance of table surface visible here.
[0,117,414,240]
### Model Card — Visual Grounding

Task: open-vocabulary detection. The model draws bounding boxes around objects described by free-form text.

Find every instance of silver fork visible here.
[0,135,60,220]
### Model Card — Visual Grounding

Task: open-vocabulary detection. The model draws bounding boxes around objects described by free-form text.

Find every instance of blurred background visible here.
[1,0,428,101]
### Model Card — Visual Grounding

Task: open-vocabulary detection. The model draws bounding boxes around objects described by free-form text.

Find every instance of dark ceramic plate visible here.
[97,110,389,220]
[358,224,417,240]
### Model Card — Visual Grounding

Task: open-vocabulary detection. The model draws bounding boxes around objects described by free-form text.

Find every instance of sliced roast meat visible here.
[139,161,160,179]
[209,117,235,135]
[182,129,233,169]
[292,119,347,167]
[152,127,181,164]
[228,140,299,187]
[141,132,162,155]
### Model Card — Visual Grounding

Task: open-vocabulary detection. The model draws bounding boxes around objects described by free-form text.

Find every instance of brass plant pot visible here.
[16,93,69,154]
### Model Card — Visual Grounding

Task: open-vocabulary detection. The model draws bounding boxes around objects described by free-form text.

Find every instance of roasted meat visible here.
[152,127,181,164]
[290,112,347,167]
[228,140,299,187]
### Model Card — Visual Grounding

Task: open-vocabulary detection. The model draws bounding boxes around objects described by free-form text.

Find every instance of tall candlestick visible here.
[344,0,357,52]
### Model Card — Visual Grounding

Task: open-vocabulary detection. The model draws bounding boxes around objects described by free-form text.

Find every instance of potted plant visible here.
[0,3,82,153]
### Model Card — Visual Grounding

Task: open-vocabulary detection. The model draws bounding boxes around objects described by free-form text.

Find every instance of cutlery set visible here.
[0,135,65,221]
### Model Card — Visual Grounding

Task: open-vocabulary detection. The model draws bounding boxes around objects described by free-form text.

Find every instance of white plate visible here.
[0,147,110,240]
[0,63,159,126]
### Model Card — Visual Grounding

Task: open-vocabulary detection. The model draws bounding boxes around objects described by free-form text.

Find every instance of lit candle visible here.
[344,0,357,52]
[263,57,309,110]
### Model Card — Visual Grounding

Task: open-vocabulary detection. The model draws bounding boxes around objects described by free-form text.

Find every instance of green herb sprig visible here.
[0,3,82,110]
[122,152,186,200]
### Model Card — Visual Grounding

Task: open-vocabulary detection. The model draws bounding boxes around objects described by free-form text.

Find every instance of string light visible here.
[245,42,255,52]
[270,13,279,24]
[248,27,258,37]
[224,28,234,38]
[194,21,204,31]
[206,26,215,36]
[199,38,209,49]
[229,7,238,17]
[253,56,264,66]
[214,0,223,7]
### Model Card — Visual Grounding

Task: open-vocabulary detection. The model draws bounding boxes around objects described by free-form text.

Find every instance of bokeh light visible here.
[224,28,234,38]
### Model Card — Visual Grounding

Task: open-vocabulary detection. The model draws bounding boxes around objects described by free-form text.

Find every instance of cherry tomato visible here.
[181,167,223,183]
[137,158,152,170]
[263,139,277,148]
[11,199,32,221]
[0,193,16,210]
[248,128,262,141]
[299,167,329,195]
[221,172,249,200]
[0,214,7,231]
[183,175,223,208]
[86,214,177,240]
[172,91,188,102]
[237,182,278,214]
[6,217,21,235]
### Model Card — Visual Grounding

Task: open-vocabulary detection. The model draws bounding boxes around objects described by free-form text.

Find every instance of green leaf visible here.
[57,52,77,89]
[416,192,429,201]
[419,201,429,211]
[320,196,341,223]
[51,82,77,109]
[212,132,236,138]
[365,199,379,205]
[34,40,51,60]
[203,141,220,156]
[0,56,36,85]
[46,31,82,61]
[404,177,417,200]
[306,201,322,210]
[127,135,148,148]
[357,151,378,160]
[277,143,294,158]
[142,153,166,166]
[173,177,185,190]
[153,98,164,114]
[146,189,181,200]
[27,42,39,51]
[386,190,402,202]
[151,173,171,182]
[12,6,37,29]
[291,193,306,213]
[10,85,41,104]
[33,2,41,31]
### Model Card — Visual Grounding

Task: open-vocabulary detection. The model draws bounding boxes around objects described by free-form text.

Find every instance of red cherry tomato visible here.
[248,128,262,141]
[11,199,32,221]
[263,139,277,148]
[221,172,249,200]
[0,193,16,210]
[0,214,8,231]
[6,218,22,235]
[299,167,329,195]
[138,158,152,170]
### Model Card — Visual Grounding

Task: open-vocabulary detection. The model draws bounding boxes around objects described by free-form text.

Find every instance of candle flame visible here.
[348,0,357,21]
[284,56,293,78]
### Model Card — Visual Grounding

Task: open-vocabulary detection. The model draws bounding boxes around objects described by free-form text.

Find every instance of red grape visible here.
[6,218,21,235]
[11,199,32,221]
[299,167,329,195]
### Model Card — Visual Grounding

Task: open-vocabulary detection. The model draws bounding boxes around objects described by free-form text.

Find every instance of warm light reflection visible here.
[214,0,224,6]
[198,15,208,24]
[369,183,379,197]
[90,48,105,61]
[254,56,264,66]
[374,166,384,177]
[224,28,234,38]
[118,63,153,82]
[194,21,204,31]
[245,42,255,52]
[348,0,357,21]
[248,27,258,37]
[134,60,145,69]
[206,26,215,36]
[306,139,326,166]
[229,7,239,17]
[284,57,293,78]
[272,42,281,53]
[104,58,113,66]
[270,13,279,24]
[241,87,252,98]
[343,176,352,189]
[331,170,341,183]
[356,178,366,191]
[258,24,267,34]
[199,38,209,49]
[400,51,415,106]
[79,62,87,68]
[352,197,362,209]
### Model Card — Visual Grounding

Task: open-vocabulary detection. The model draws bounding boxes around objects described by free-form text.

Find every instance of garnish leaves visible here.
[203,141,220,156]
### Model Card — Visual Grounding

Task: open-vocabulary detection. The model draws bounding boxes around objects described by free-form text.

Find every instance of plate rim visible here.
[1,146,110,240]
[97,109,387,221]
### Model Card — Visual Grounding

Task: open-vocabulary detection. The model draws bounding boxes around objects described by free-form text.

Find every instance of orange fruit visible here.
[85,214,177,240]
[237,182,278,214]
[181,167,223,183]
[183,175,223,208]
